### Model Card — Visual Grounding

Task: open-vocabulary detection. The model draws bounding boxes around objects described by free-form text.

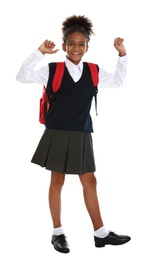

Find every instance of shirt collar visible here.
[65,56,83,72]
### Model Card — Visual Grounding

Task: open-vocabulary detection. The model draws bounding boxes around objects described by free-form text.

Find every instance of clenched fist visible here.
[38,40,59,55]
[114,38,126,57]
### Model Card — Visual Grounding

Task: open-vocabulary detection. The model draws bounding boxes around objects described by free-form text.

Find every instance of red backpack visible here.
[39,62,99,124]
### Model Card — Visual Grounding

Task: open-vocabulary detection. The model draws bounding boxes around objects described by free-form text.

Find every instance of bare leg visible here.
[49,171,65,228]
[79,172,104,231]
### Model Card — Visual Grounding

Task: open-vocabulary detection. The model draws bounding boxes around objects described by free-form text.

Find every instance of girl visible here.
[16,15,131,253]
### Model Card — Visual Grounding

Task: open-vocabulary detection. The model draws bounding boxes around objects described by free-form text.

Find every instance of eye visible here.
[68,42,74,46]
[79,43,85,47]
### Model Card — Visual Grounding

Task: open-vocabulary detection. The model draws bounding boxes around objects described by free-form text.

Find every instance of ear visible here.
[62,43,66,52]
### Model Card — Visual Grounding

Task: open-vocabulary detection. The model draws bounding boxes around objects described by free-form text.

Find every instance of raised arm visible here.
[16,40,59,86]
[98,37,127,88]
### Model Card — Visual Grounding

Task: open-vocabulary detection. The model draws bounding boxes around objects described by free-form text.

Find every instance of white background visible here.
[0,0,156,259]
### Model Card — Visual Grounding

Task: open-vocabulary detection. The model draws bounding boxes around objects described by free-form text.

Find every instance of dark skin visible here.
[39,31,126,65]
[62,32,89,64]
[39,31,127,230]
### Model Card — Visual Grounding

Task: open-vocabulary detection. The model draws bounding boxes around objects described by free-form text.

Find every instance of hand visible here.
[114,37,126,57]
[38,40,59,55]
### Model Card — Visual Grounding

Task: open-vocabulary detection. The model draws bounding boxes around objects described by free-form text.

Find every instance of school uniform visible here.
[16,50,127,174]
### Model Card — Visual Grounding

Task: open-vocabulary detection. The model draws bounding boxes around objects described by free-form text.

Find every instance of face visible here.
[62,31,89,64]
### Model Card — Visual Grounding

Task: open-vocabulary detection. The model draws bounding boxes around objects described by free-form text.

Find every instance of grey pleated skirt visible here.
[31,129,96,174]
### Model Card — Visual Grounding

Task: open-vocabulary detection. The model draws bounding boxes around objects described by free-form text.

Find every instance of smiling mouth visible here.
[72,52,80,55]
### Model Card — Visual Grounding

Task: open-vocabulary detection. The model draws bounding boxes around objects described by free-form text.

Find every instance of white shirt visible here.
[16,49,127,88]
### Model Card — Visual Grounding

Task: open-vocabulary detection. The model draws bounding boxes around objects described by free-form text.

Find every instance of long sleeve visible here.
[16,49,127,88]
[16,49,49,86]
[98,55,127,88]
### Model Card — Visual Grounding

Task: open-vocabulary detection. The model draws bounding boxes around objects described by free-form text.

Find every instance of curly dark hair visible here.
[62,15,94,43]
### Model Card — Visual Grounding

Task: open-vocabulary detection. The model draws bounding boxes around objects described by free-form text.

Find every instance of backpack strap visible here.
[52,62,65,92]
[41,62,65,124]
[86,62,99,115]
[48,62,65,105]
[87,62,99,86]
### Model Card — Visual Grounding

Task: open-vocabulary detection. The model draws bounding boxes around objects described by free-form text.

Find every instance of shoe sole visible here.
[95,238,131,248]
[52,242,70,253]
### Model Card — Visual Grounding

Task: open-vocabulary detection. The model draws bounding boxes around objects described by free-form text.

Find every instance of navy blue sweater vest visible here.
[45,62,98,133]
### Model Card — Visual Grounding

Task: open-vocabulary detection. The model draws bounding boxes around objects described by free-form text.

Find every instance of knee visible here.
[80,172,97,190]
[50,172,65,189]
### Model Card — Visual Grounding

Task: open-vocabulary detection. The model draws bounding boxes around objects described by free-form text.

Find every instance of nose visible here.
[73,43,79,50]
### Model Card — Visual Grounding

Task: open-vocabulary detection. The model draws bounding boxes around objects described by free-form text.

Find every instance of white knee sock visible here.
[53,226,64,236]
[94,226,109,238]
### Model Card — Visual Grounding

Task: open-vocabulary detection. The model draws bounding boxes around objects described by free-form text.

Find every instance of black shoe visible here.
[94,231,131,247]
[51,234,70,253]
